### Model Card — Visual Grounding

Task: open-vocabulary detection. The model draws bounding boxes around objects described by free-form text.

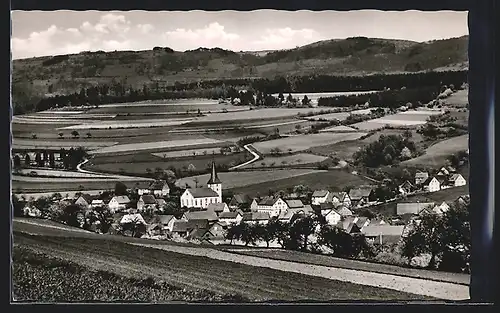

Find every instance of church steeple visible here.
[207,161,221,184]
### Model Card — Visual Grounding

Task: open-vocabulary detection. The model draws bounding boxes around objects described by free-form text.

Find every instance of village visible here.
[17,159,468,249]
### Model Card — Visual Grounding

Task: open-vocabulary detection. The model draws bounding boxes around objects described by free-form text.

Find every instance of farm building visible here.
[415,171,429,185]
[182,210,219,223]
[422,177,441,192]
[241,212,270,225]
[172,219,210,239]
[397,202,436,215]
[311,190,330,205]
[108,196,131,212]
[156,198,166,208]
[180,162,222,209]
[336,219,361,234]
[22,204,42,218]
[362,225,405,245]
[229,194,251,209]
[337,206,353,217]
[206,202,230,215]
[218,211,243,225]
[137,195,157,212]
[91,199,104,208]
[148,214,177,232]
[134,182,151,195]
[348,187,375,205]
[251,196,288,218]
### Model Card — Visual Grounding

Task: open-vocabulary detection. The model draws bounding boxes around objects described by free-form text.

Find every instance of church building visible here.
[180,162,223,209]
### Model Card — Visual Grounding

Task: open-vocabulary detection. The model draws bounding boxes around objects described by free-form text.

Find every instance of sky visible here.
[11,10,468,60]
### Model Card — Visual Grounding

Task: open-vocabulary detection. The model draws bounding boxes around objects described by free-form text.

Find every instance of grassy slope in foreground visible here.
[13,233,429,302]
[226,249,469,286]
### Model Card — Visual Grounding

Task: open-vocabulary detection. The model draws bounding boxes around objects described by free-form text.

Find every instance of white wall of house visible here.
[312,192,330,205]
[453,175,467,187]
[220,215,243,225]
[164,218,177,232]
[425,178,441,192]
[180,190,220,209]
[75,197,90,208]
[322,210,341,226]
[138,189,150,196]
[108,199,126,212]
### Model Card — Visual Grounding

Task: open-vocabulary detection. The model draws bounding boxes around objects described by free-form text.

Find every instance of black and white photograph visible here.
[11,9,473,303]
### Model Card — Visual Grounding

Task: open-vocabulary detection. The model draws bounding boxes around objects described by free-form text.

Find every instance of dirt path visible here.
[129,242,469,301]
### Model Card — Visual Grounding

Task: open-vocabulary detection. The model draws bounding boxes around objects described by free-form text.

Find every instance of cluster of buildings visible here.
[399,166,467,195]
[20,161,469,247]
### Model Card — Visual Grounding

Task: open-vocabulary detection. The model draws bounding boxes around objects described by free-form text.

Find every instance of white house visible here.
[398,181,415,196]
[253,196,288,218]
[311,190,330,205]
[423,177,441,192]
[321,209,342,226]
[75,194,93,209]
[180,162,222,209]
[156,215,177,232]
[135,182,151,196]
[448,174,467,187]
[218,211,243,225]
[108,196,131,212]
[433,201,451,214]
[149,180,170,197]
[23,204,42,218]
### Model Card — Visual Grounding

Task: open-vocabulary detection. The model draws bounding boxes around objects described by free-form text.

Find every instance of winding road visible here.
[229,144,261,170]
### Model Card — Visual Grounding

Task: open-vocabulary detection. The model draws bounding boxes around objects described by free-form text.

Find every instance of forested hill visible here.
[12,35,468,112]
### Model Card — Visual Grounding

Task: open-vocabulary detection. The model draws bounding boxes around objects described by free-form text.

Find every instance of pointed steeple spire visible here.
[207,161,221,184]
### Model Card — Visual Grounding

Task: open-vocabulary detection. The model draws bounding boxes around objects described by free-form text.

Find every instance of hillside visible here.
[12,36,468,98]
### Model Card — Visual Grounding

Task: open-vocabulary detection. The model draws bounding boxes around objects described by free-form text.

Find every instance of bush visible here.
[374,251,409,266]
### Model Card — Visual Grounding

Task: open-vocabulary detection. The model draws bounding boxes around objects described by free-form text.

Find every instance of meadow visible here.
[352,110,443,131]
[252,132,367,154]
[241,153,328,169]
[402,134,469,166]
[175,169,325,189]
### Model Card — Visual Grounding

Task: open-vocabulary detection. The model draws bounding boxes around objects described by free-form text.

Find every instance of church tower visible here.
[207,162,222,203]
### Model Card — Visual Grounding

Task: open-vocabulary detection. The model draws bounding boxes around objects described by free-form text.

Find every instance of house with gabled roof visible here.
[337,206,353,217]
[448,173,466,187]
[108,195,131,212]
[311,190,330,205]
[336,218,361,234]
[253,196,287,218]
[354,217,370,229]
[397,202,436,215]
[149,180,170,197]
[229,194,251,209]
[137,195,157,212]
[362,225,405,245]
[241,212,270,225]
[134,182,151,196]
[151,214,177,232]
[415,171,429,185]
[91,199,104,208]
[285,199,304,209]
[330,192,351,207]
[218,211,243,225]
[75,194,93,209]
[398,180,415,196]
[182,210,219,223]
[207,202,230,215]
[348,187,375,205]
[321,209,341,226]
[422,177,441,192]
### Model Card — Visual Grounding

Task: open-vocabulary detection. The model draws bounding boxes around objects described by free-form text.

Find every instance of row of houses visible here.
[407,167,467,194]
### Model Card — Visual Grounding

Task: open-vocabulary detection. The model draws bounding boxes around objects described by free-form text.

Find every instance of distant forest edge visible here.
[13,70,467,115]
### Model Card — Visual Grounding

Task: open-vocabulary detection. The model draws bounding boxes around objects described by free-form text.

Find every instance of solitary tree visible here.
[86,132,92,138]
[71,130,80,139]
[114,182,128,196]
[32,134,37,139]
[58,132,64,139]
[25,154,31,166]
[13,155,21,168]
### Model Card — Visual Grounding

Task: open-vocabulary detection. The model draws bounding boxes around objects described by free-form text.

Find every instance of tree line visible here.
[14,70,467,115]
[12,147,87,171]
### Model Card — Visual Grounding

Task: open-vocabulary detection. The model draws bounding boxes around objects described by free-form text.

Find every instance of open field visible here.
[308,129,425,160]
[12,175,151,183]
[319,125,359,133]
[402,135,469,166]
[15,190,109,200]
[352,110,443,130]
[226,249,469,286]
[89,138,225,155]
[176,169,325,189]
[12,139,118,150]
[16,169,115,179]
[12,178,151,193]
[195,108,329,123]
[241,153,328,169]
[13,232,434,302]
[86,100,250,114]
[303,112,350,121]
[228,170,371,197]
[59,118,193,130]
[151,148,226,159]
[86,152,252,176]
[252,132,367,154]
